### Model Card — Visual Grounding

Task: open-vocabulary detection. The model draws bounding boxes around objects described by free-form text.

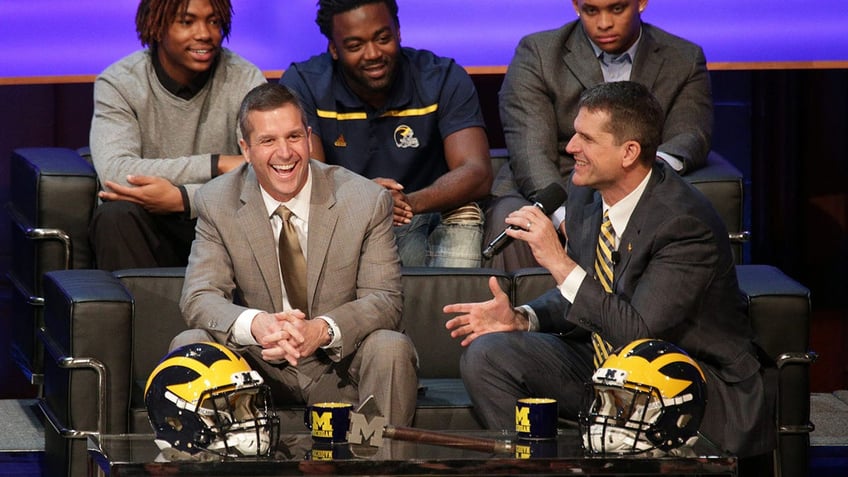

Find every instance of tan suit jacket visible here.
[180,160,403,381]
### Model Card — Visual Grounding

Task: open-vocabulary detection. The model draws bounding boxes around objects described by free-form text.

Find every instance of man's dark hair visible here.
[578,81,664,165]
[315,0,399,39]
[136,0,233,47]
[238,83,308,141]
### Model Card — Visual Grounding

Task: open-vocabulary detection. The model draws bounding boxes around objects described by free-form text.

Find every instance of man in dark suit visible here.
[173,83,418,426]
[446,82,773,458]
[486,0,713,271]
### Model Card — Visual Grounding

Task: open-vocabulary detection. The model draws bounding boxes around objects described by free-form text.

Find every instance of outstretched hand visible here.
[444,276,527,347]
[99,175,185,214]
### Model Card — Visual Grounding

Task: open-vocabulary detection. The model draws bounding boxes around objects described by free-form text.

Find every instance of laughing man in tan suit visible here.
[172,83,418,425]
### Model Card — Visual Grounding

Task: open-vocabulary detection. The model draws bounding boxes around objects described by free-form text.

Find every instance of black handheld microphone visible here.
[482,183,568,259]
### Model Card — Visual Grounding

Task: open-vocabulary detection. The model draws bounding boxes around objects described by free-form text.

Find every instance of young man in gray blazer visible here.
[173,83,418,426]
[486,0,713,271]
[446,82,773,460]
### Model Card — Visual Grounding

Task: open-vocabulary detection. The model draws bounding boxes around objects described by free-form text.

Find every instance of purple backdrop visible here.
[1,0,847,79]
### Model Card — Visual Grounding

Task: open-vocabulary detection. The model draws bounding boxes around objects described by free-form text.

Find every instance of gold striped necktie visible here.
[591,210,616,368]
[276,206,308,316]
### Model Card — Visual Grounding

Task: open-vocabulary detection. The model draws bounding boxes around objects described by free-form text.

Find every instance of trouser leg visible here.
[90,201,195,271]
[481,194,541,272]
[460,331,594,429]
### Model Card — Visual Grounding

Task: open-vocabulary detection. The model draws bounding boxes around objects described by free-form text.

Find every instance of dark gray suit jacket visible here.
[495,21,713,197]
[530,162,773,457]
[180,160,403,381]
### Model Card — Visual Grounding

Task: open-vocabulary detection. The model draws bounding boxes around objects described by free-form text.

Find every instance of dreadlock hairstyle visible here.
[315,0,399,39]
[135,0,233,47]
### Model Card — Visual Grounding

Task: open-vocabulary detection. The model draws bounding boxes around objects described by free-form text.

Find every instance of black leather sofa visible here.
[5,147,747,388]
[5,147,813,476]
[39,264,810,477]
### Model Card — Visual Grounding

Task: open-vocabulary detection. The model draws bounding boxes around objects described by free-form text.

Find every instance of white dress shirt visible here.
[230,171,342,350]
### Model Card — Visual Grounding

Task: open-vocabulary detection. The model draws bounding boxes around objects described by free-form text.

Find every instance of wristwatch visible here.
[326,322,335,341]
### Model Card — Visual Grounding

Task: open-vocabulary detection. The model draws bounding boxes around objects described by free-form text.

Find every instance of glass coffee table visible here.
[88,428,736,476]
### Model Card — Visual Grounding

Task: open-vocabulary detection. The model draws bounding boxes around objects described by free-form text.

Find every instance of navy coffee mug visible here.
[304,402,353,443]
[515,397,558,439]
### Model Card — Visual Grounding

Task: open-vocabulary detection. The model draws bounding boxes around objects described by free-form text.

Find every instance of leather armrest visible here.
[9,147,98,280]
[41,269,133,435]
[737,264,811,359]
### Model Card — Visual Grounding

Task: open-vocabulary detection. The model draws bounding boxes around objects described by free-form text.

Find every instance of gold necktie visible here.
[276,206,307,316]
[592,211,616,368]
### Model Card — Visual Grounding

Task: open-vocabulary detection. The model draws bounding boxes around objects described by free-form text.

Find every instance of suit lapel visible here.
[305,162,339,313]
[237,167,284,312]
[617,165,665,276]
[574,193,604,272]
[631,26,663,90]
[562,23,604,90]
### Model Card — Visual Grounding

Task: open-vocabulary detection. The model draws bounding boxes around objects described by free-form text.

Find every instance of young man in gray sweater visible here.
[89,0,266,270]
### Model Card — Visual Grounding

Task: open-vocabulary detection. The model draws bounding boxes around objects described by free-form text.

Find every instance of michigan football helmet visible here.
[581,339,707,455]
[144,342,279,458]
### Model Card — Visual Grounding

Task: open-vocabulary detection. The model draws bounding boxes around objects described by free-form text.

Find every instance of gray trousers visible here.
[460,331,594,429]
[170,328,419,426]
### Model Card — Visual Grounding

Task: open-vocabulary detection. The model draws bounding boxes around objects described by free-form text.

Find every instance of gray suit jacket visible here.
[495,21,713,197]
[530,162,773,457]
[180,160,403,380]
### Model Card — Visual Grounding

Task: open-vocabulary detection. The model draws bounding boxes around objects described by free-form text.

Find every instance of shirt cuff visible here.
[519,305,540,332]
[657,151,684,172]
[211,154,220,177]
[232,309,263,346]
[317,316,341,349]
[557,266,587,303]
[177,185,191,219]
[551,205,566,231]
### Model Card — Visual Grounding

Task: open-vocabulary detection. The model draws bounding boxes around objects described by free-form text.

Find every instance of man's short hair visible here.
[315,0,399,39]
[136,0,233,47]
[238,83,309,142]
[578,81,664,165]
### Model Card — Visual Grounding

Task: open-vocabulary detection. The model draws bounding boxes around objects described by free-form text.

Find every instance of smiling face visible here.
[157,0,223,85]
[239,105,312,203]
[572,0,646,55]
[328,2,401,107]
[566,107,629,193]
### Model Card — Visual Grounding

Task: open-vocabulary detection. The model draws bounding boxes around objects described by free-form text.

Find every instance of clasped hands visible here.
[252,310,329,366]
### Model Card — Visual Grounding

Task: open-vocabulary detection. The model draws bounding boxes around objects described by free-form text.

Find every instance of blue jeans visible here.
[394,204,484,268]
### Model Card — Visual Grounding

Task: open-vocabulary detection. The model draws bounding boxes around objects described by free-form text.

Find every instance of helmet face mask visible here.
[580,339,706,456]
[145,342,280,459]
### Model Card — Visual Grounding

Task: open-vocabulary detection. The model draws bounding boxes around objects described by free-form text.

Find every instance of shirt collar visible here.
[586,27,642,65]
[603,168,652,238]
[151,45,217,100]
[261,164,313,224]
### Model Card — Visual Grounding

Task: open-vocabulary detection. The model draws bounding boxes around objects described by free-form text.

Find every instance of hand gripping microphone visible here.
[482,183,568,259]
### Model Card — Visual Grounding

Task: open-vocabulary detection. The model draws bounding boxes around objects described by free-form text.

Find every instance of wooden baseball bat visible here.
[383,425,515,454]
